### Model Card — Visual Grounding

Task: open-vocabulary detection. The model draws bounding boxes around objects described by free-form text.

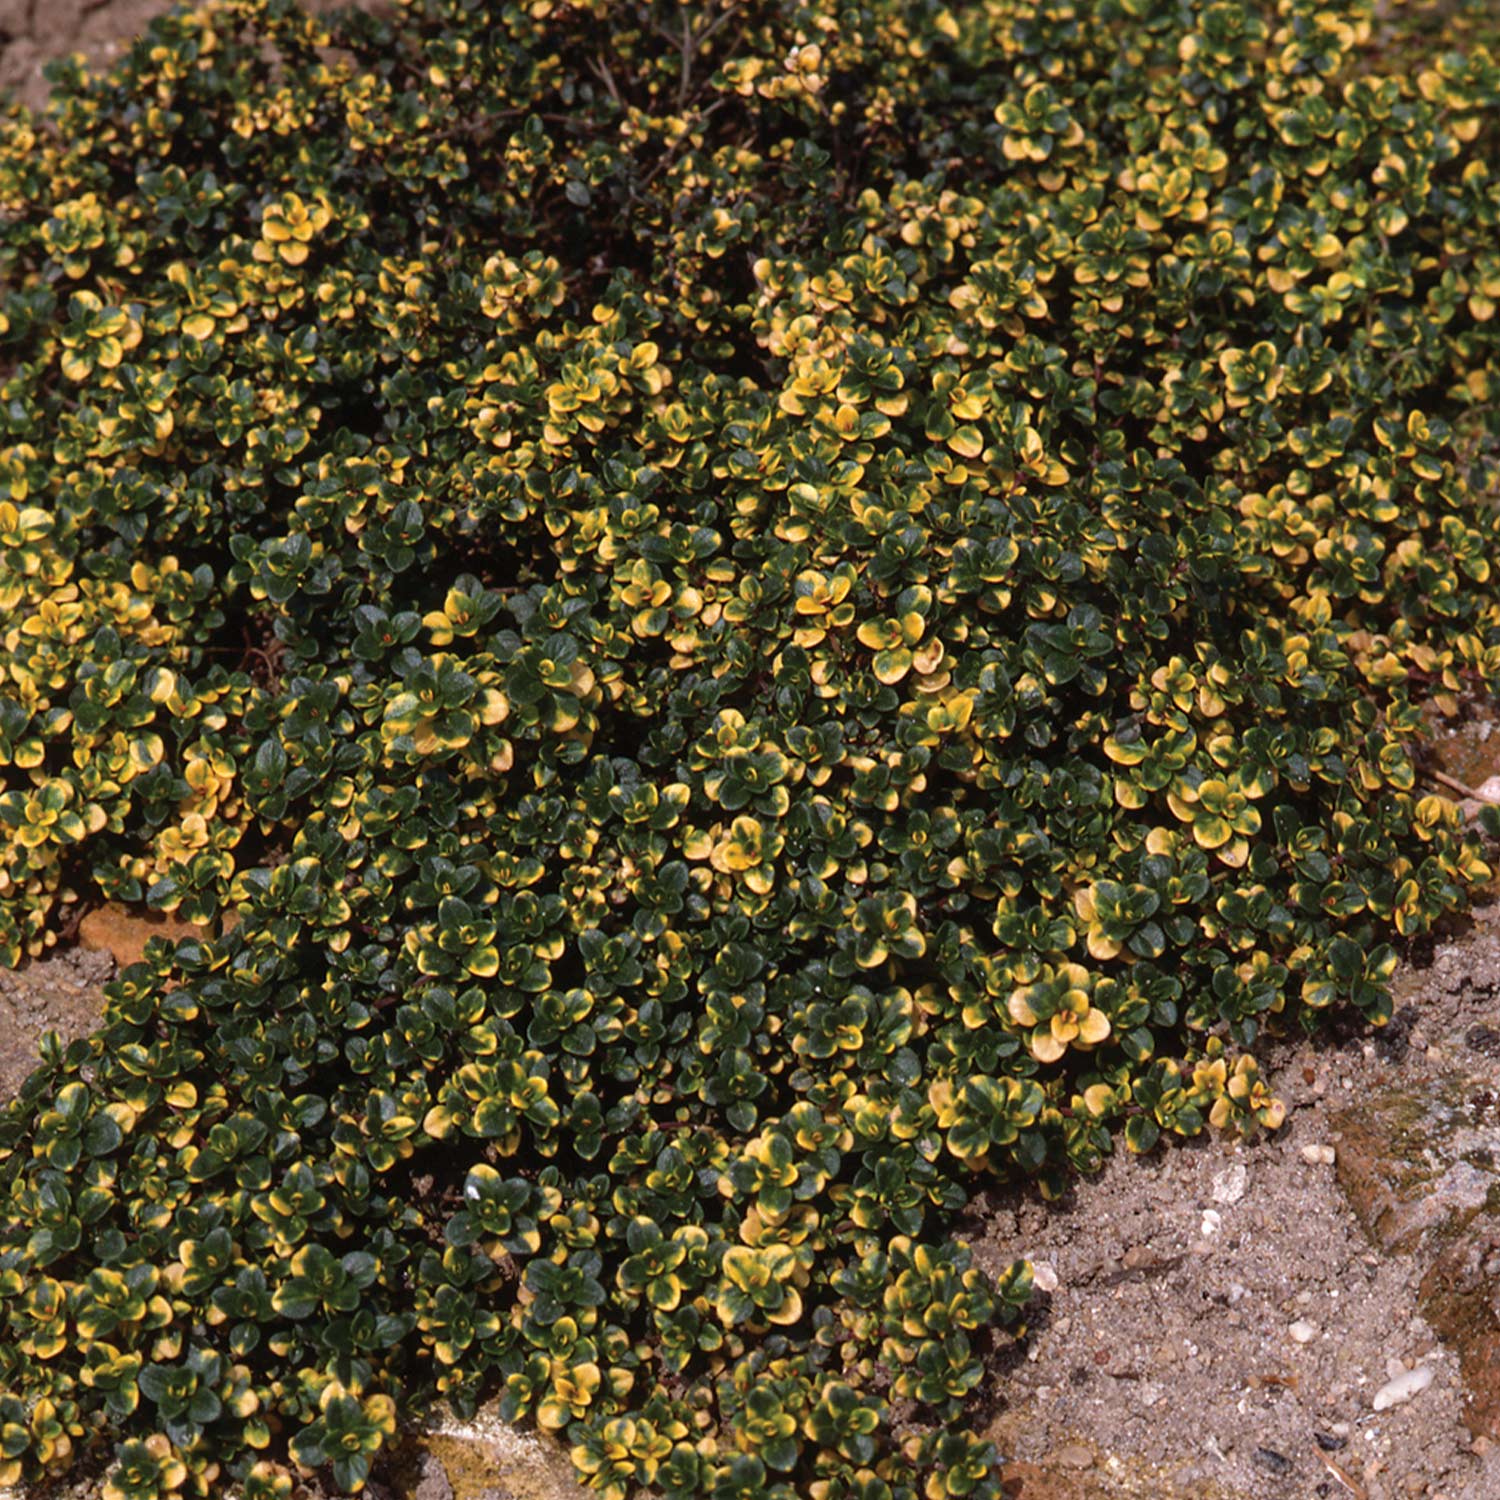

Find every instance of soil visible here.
[0,943,112,1100]
[0,0,373,113]
[972,969,1497,1500]
[0,0,193,111]
[958,717,1500,1500]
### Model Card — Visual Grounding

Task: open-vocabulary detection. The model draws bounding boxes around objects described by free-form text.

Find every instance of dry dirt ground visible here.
[0,0,373,112]
[0,0,201,110]
[974,930,1500,1500]
[7,5,1500,1500]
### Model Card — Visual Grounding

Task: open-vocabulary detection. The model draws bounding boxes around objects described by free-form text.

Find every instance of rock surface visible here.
[400,1417,587,1500]
[1333,1080,1500,1257]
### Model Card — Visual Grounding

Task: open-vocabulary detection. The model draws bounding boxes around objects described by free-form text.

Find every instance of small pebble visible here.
[1200,1209,1222,1237]
[1316,1430,1348,1452]
[1289,1319,1318,1344]
[1211,1163,1248,1205]
[1373,1365,1434,1411]
[1253,1447,1292,1477]
[1032,1261,1059,1293]
[1300,1143,1337,1165]
[1050,1444,1094,1470]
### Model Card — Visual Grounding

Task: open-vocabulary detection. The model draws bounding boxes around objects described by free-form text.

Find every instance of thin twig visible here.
[694,1,743,52]
[642,2,742,112]
[588,53,623,108]
[1424,767,1500,803]
[678,9,695,111]
[676,0,742,109]
[1317,1452,1367,1500]
[429,108,593,145]
[644,15,681,48]
[632,97,729,197]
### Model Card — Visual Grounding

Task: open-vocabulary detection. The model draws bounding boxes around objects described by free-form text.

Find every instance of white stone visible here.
[1372,1365,1433,1411]
[1211,1163,1248,1205]
[1031,1260,1059,1293]
[1289,1320,1318,1344]
[1300,1143,1337,1165]
[1200,1209,1222,1236]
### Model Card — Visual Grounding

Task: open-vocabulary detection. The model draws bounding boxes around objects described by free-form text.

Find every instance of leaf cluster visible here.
[2,0,1500,1497]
